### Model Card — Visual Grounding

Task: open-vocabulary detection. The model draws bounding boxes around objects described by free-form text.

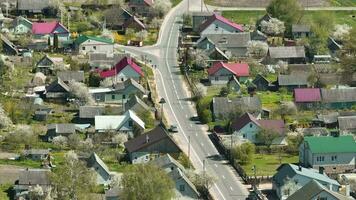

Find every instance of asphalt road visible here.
[117,0,249,199]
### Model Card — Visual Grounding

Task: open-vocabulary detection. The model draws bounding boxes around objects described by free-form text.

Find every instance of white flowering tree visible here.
[112,133,128,148]
[6,125,37,147]
[261,18,285,36]
[247,41,269,58]
[135,30,148,42]
[52,135,68,147]
[190,49,209,69]
[0,103,12,129]
[68,81,95,106]
[332,24,351,41]
[152,0,172,17]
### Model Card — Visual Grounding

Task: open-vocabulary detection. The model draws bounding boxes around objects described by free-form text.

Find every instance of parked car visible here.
[168,125,178,133]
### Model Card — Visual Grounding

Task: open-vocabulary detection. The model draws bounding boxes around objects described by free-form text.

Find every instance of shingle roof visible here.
[45,78,70,93]
[114,78,147,94]
[95,110,145,131]
[100,57,143,78]
[204,32,251,48]
[258,120,285,135]
[208,61,249,77]
[269,46,305,59]
[302,127,329,136]
[17,0,50,11]
[18,169,51,185]
[286,180,351,200]
[124,126,177,153]
[75,35,114,45]
[79,106,105,119]
[278,74,308,86]
[47,123,76,134]
[316,112,339,124]
[213,96,262,118]
[338,116,356,131]
[231,113,259,132]
[125,95,150,112]
[321,88,356,103]
[23,149,49,155]
[57,71,85,82]
[150,154,185,172]
[32,21,68,34]
[88,152,110,176]
[304,135,356,154]
[294,88,321,103]
[292,24,311,33]
[199,13,243,33]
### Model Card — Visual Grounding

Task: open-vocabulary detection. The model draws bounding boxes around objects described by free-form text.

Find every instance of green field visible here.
[0,184,11,200]
[257,91,293,110]
[0,159,41,168]
[241,153,299,176]
[329,0,356,6]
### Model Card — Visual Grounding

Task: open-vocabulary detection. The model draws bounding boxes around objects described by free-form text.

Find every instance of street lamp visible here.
[159,98,166,124]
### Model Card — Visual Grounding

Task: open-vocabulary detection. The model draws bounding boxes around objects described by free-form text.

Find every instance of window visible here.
[82,46,85,50]
[319,197,327,200]
[121,78,124,81]
[215,76,219,81]
[179,185,185,192]
[93,46,96,50]
[128,120,133,127]
[250,124,253,128]
[243,134,246,138]
[112,94,115,100]
[215,25,219,30]
[331,155,337,161]
[123,95,126,99]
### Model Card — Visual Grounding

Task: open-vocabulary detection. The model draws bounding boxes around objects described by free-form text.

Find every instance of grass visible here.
[0,158,41,168]
[257,91,293,110]
[114,29,158,46]
[241,153,299,176]
[171,0,183,6]
[0,184,11,200]
[223,11,266,25]
[329,0,356,6]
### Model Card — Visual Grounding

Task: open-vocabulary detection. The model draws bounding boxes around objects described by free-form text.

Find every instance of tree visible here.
[332,24,351,42]
[307,72,321,88]
[187,170,215,196]
[136,110,155,129]
[274,101,297,121]
[247,41,269,58]
[6,125,37,148]
[286,134,303,154]
[308,12,335,55]
[281,177,301,197]
[200,109,212,124]
[68,80,95,105]
[266,0,302,32]
[150,17,162,30]
[28,184,47,200]
[232,142,255,165]
[195,83,207,98]
[182,13,192,26]
[261,18,285,36]
[135,30,148,41]
[340,28,356,73]
[52,135,68,148]
[88,72,103,87]
[67,133,82,149]
[152,0,172,18]
[120,164,175,200]
[189,49,209,70]
[0,103,12,129]
[256,128,279,148]
[219,86,231,97]
[51,151,96,200]
[111,133,128,148]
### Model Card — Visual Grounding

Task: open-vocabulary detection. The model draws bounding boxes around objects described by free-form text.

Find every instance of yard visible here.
[0,184,11,200]
[329,0,356,6]
[257,91,293,110]
[114,29,158,46]
[241,153,299,176]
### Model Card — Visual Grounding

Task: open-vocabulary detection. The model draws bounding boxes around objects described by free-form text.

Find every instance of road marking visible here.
[200,142,204,146]
[207,153,211,156]
[230,186,234,191]
[185,114,188,118]
[190,124,193,128]
[222,175,226,179]
[214,164,218,168]
[195,133,198,136]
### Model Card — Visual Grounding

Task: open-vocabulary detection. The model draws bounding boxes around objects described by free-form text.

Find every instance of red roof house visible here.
[199,13,243,34]
[100,57,143,82]
[294,88,321,103]
[32,21,69,35]
[208,61,249,84]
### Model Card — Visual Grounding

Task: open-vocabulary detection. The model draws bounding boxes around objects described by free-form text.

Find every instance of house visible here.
[79,105,105,124]
[198,13,243,36]
[207,61,249,84]
[321,88,356,109]
[302,127,329,136]
[272,164,340,200]
[90,78,147,104]
[1,34,19,55]
[207,46,230,63]
[124,126,182,164]
[32,72,46,86]
[294,88,321,109]
[128,0,153,17]
[17,0,50,14]
[256,13,272,31]
[227,76,241,93]
[196,33,251,57]
[338,116,356,134]
[75,35,114,55]
[12,16,32,34]
[151,155,200,200]
[106,7,132,30]
[265,46,306,64]
[23,149,49,161]
[45,123,76,141]
[57,71,84,83]
[192,11,214,32]
[299,135,356,174]
[100,57,143,83]
[292,24,311,39]
[286,180,352,200]
[124,95,151,114]
[313,112,339,128]
[212,96,262,120]
[277,73,308,91]
[328,37,343,57]
[36,55,65,75]
[89,52,130,69]
[123,15,146,32]
[231,113,286,144]
[87,152,115,185]
[32,21,70,43]
[253,74,271,91]
[95,110,145,135]
[45,78,70,101]
[14,168,51,199]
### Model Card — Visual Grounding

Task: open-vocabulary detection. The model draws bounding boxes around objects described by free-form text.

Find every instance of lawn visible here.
[257,91,293,110]
[222,11,266,25]
[329,0,356,6]
[0,158,41,168]
[114,29,158,46]
[241,153,299,176]
[171,0,183,6]
[0,184,11,200]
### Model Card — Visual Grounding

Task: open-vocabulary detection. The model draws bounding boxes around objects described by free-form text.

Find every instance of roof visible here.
[95,110,145,131]
[45,78,70,93]
[100,57,144,78]
[17,0,50,11]
[231,113,260,132]
[213,96,262,118]
[278,74,308,86]
[124,126,176,153]
[292,24,311,33]
[47,123,76,134]
[17,169,51,186]
[32,21,68,35]
[123,16,146,30]
[88,152,110,176]
[125,95,150,112]
[150,154,185,172]
[286,180,352,200]
[273,164,340,187]
[23,149,49,155]
[303,135,356,154]
[316,112,339,124]
[114,78,147,94]
[338,116,356,131]
[57,71,85,82]
[231,113,285,134]
[168,167,200,197]
[75,35,114,45]
[269,46,305,59]
[199,13,243,33]
[79,106,105,119]
[321,88,356,103]
[203,32,251,48]
[258,120,285,135]
[89,52,130,68]
[302,127,329,136]
[12,16,32,27]
[208,61,249,77]
[294,88,321,103]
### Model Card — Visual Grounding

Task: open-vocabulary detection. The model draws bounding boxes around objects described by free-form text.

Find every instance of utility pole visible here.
[187,0,190,13]
[201,0,203,12]
[188,136,191,166]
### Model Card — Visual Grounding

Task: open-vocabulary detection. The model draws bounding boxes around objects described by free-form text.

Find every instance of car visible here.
[168,125,178,133]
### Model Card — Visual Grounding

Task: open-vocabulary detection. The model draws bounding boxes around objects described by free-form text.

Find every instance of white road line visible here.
[230,186,233,191]
[190,124,193,128]
[207,153,211,156]
[214,164,218,168]
[222,175,226,179]
[200,142,204,146]
[185,114,188,118]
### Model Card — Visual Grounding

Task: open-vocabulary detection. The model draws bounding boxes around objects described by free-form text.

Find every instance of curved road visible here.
[117,1,249,199]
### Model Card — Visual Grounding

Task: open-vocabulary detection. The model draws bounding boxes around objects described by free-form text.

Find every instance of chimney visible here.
[298,165,302,171]
[319,166,324,174]
[345,184,350,196]
[146,135,149,143]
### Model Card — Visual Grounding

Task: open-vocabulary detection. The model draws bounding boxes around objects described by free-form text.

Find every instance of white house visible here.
[198,13,243,36]
[100,57,144,83]
[75,35,114,55]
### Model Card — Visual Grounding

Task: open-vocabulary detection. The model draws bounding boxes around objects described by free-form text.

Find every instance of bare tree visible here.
[274,101,297,121]
[261,18,285,36]
[247,41,269,58]
[68,80,95,105]
[196,83,207,98]
[28,185,45,200]
[332,24,351,41]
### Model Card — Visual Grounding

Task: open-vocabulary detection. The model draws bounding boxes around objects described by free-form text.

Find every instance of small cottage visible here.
[292,24,311,39]
[208,61,249,84]
[100,57,143,83]
[294,88,321,109]
[75,35,114,55]
[265,46,306,64]
[198,13,243,36]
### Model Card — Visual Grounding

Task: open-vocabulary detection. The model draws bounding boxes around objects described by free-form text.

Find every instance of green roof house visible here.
[75,35,114,55]
[12,16,32,34]
[299,135,356,174]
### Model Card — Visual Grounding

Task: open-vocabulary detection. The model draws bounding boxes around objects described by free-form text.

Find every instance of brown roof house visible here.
[265,46,306,64]
[14,168,51,199]
[124,126,182,164]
